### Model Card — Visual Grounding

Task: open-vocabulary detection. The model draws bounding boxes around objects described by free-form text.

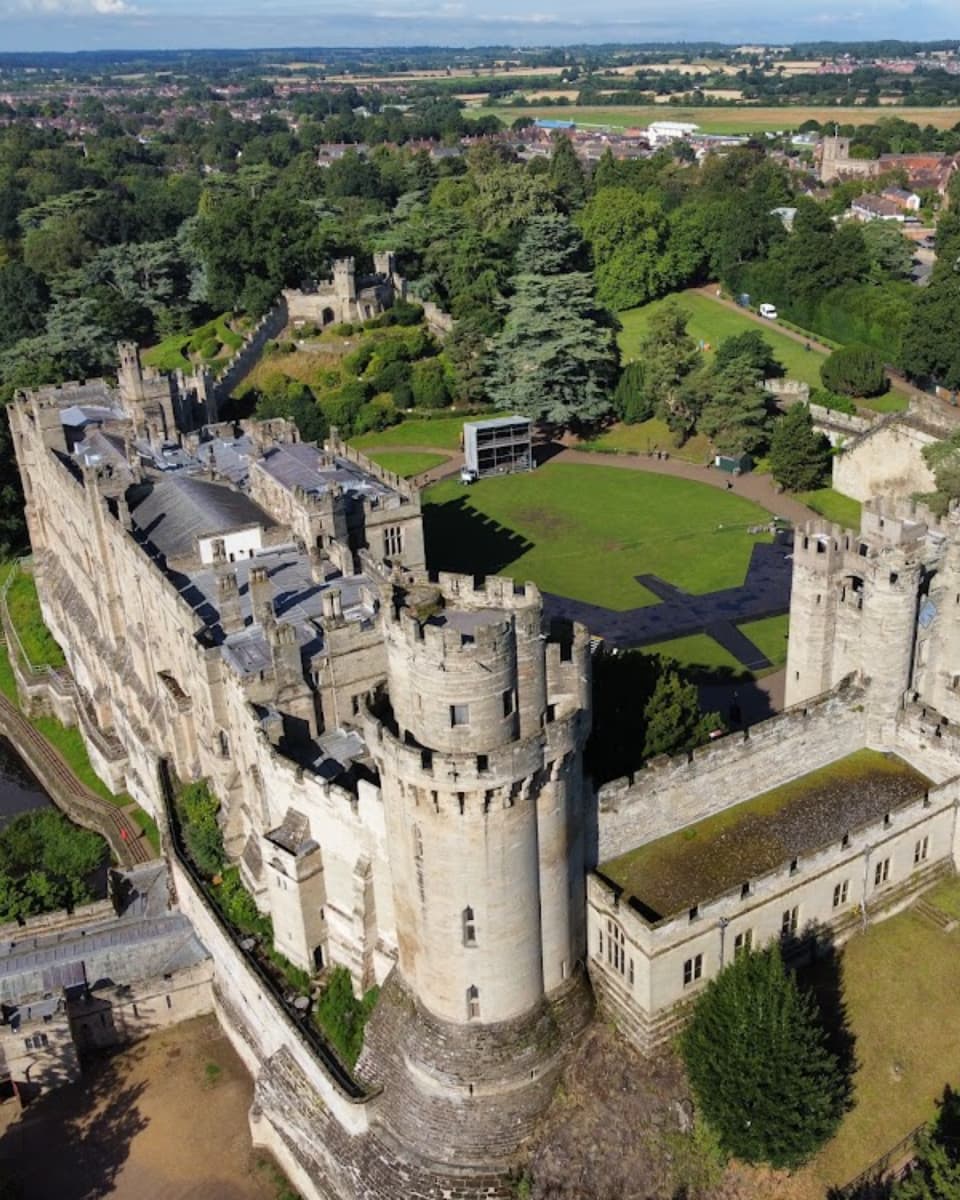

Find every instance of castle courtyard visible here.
[0,1015,291,1200]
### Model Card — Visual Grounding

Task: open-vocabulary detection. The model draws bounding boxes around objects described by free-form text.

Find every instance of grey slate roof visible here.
[259,442,397,502]
[129,473,276,560]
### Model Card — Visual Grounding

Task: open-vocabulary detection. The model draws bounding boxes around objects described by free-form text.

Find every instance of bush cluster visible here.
[314,966,380,1068]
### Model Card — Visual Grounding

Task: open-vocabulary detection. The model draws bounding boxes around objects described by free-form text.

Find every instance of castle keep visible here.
[11,342,960,1196]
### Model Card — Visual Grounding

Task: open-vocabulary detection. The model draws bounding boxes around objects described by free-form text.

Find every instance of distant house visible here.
[881,186,922,212]
[646,120,699,147]
[850,194,905,222]
[770,206,798,231]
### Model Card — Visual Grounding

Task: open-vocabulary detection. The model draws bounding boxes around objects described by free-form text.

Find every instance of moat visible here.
[0,736,51,828]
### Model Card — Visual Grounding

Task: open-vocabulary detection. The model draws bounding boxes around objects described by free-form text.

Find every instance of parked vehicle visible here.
[759,303,778,320]
[460,466,478,485]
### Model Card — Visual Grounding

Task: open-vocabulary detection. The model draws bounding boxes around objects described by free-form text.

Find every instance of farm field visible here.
[485,104,960,133]
[424,463,771,611]
[619,292,827,387]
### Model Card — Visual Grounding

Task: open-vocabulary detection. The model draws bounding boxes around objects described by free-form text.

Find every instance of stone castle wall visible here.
[595,681,867,863]
[833,419,938,502]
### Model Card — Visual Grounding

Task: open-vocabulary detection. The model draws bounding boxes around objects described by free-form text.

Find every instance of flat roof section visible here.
[599,749,932,924]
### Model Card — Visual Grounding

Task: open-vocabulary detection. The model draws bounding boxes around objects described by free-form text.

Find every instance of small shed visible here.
[463,416,533,479]
[714,452,753,474]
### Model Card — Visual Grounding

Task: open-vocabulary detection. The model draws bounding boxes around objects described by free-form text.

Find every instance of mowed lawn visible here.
[424,463,772,610]
[364,450,448,477]
[799,878,960,1193]
[641,613,790,675]
[619,292,827,387]
[485,104,960,134]
[350,412,509,453]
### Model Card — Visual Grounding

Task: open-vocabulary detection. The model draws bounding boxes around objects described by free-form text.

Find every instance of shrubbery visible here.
[820,343,887,398]
[314,966,380,1068]
[177,779,224,878]
[0,809,106,921]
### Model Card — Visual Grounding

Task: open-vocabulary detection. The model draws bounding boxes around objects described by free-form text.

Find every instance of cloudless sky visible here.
[0,0,958,54]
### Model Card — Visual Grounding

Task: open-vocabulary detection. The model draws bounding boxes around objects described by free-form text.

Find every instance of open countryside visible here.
[486,104,960,133]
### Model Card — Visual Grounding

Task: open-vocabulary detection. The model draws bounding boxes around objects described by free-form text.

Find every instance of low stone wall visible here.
[0,898,114,942]
[596,679,867,863]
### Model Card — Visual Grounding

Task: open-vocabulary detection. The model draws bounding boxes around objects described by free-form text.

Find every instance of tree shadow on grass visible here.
[0,1042,149,1199]
[424,494,533,578]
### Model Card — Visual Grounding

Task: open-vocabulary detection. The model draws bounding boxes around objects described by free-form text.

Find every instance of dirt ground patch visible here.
[0,1015,293,1200]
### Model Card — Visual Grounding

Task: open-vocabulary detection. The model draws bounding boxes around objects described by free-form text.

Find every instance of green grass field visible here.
[800,487,863,530]
[351,413,505,452]
[801,877,960,1192]
[580,418,713,464]
[5,570,65,669]
[619,292,827,387]
[640,613,789,675]
[860,392,909,414]
[365,450,448,477]
[487,104,960,134]
[424,463,772,610]
[739,613,790,668]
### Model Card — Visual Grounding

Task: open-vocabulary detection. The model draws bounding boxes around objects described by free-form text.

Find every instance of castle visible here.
[10,343,960,1196]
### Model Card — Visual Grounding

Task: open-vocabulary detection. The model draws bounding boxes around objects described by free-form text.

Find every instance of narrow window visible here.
[463,906,477,947]
[502,689,515,717]
[218,729,229,757]
[450,703,469,727]
[914,837,929,865]
[689,904,700,923]
[740,881,751,900]
[841,833,850,850]
[628,958,635,986]
[833,880,849,908]
[683,954,703,987]
[466,985,480,1020]
[789,857,799,876]
[605,919,626,975]
[733,929,753,959]
[883,812,892,829]
[781,906,799,937]
[874,858,890,887]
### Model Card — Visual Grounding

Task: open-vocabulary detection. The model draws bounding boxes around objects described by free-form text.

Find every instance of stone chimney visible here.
[249,565,274,626]
[321,587,343,622]
[216,571,243,634]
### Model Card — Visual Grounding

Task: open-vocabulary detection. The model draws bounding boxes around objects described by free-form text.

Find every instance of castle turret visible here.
[359,572,593,1170]
[333,258,357,305]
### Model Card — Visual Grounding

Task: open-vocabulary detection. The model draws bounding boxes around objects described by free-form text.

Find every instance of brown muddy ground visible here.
[0,1015,291,1200]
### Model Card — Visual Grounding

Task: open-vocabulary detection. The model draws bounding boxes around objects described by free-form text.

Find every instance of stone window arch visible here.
[462,906,477,947]
[466,985,480,1020]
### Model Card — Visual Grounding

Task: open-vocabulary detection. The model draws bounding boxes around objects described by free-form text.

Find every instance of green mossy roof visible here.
[600,749,932,924]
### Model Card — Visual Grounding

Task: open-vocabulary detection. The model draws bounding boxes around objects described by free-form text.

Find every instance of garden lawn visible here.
[580,418,713,464]
[143,313,244,373]
[424,463,772,610]
[799,487,862,530]
[860,392,909,414]
[364,450,449,477]
[618,292,826,388]
[31,716,130,807]
[5,570,65,669]
[738,613,790,668]
[351,412,507,452]
[640,633,743,673]
[799,877,960,1193]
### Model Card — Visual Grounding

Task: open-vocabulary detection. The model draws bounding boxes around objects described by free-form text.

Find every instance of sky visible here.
[0,0,958,54]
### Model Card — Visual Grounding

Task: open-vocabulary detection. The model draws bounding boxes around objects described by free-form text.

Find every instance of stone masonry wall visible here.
[596,681,867,863]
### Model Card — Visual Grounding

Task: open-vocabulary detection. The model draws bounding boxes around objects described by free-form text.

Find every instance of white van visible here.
[759,303,778,320]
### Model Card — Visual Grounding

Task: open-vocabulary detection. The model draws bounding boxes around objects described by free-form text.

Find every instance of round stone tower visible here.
[360,572,593,1169]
